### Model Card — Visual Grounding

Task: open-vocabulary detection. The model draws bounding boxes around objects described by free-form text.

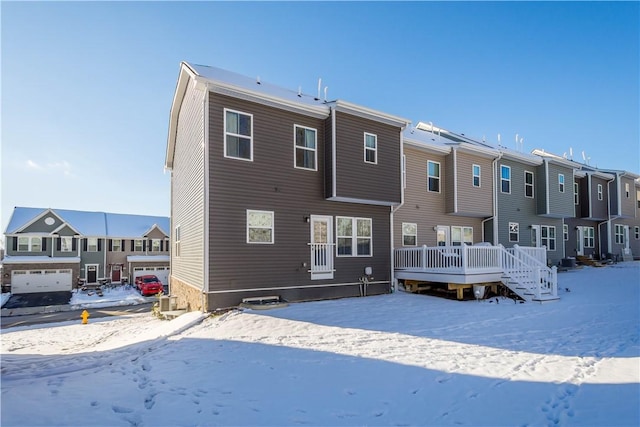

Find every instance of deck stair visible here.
[502,246,559,303]
[576,255,606,267]
[621,249,634,262]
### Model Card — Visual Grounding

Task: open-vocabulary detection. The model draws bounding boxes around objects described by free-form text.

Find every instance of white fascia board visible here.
[143,224,169,238]
[456,143,500,159]
[51,223,81,236]
[332,100,410,128]
[403,138,451,155]
[2,256,81,264]
[14,208,65,234]
[326,196,400,207]
[208,82,329,119]
[165,63,198,169]
[574,170,587,178]
[587,171,615,181]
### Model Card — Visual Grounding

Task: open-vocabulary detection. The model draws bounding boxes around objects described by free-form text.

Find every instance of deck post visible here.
[461,245,467,274]
[421,245,427,270]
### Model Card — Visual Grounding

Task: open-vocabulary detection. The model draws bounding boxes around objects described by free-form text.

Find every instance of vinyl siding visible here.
[170,79,206,289]
[332,111,402,204]
[589,175,609,220]
[207,94,392,301]
[393,146,485,247]
[448,150,493,217]
[537,162,574,218]
[620,176,636,217]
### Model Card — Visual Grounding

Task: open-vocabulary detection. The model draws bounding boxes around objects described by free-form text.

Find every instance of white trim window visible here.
[337,217,372,257]
[563,224,569,241]
[87,237,98,252]
[224,109,253,161]
[18,236,42,252]
[60,236,73,252]
[472,164,481,188]
[524,171,534,198]
[151,239,161,252]
[541,225,556,251]
[134,239,144,252]
[174,226,181,257]
[500,165,511,193]
[574,182,579,205]
[427,160,440,192]
[509,222,519,242]
[615,224,624,244]
[402,223,417,246]
[597,184,603,201]
[451,226,473,246]
[625,183,630,198]
[294,125,317,170]
[111,238,122,252]
[364,133,377,164]
[583,226,595,248]
[247,210,274,244]
[558,174,565,193]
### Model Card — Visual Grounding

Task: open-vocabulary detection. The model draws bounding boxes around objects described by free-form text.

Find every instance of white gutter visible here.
[331,106,337,198]
[544,159,551,216]
[601,174,618,255]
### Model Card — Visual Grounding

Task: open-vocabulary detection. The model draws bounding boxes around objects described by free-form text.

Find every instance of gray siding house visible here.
[165,62,409,311]
[2,207,170,293]
[601,170,640,260]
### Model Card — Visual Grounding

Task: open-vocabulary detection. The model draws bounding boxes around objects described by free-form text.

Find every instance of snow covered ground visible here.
[2,263,639,426]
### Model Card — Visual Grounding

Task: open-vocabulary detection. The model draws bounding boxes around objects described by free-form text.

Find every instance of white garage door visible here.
[11,269,73,294]
[132,267,169,287]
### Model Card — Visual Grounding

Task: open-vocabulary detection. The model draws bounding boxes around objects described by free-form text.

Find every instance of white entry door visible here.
[531,225,541,248]
[624,226,630,254]
[310,215,334,280]
[436,226,450,246]
[576,227,584,256]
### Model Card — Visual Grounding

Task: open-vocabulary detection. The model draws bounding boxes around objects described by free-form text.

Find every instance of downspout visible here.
[331,106,337,199]
[390,139,407,292]
[490,153,503,244]
[452,147,458,213]
[202,83,210,312]
[544,159,550,216]
[603,173,620,255]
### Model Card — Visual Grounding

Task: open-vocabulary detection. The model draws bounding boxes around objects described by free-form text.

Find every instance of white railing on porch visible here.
[394,244,558,301]
[308,243,335,273]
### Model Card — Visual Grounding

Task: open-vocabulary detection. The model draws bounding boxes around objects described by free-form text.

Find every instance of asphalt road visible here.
[1,302,154,329]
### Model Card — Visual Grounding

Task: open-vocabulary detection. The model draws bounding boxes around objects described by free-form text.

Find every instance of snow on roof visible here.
[5,207,169,238]
[126,255,170,263]
[189,63,330,110]
[1,255,81,264]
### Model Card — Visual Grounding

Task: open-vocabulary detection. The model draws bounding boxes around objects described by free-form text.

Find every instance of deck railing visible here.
[308,243,335,273]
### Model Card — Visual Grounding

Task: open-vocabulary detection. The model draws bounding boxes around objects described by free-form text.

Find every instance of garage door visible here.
[11,269,73,294]
[133,267,169,287]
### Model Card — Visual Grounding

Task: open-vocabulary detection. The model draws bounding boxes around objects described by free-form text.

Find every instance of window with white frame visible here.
[134,239,144,252]
[574,182,579,205]
[294,125,317,170]
[524,171,534,198]
[402,223,417,246]
[364,133,377,164]
[175,226,181,257]
[597,184,603,201]
[451,226,473,246]
[17,236,42,252]
[87,237,98,252]
[427,161,440,192]
[558,174,565,193]
[337,217,372,256]
[625,183,630,198]
[563,224,569,241]
[501,165,511,193]
[111,238,122,252]
[472,164,481,187]
[60,236,73,252]
[151,239,161,252]
[541,225,556,251]
[509,222,519,242]
[637,190,640,208]
[635,226,639,239]
[583,226,595,248]
[615,224,624,244]
[247,210,274,244]
[224,109,253,161]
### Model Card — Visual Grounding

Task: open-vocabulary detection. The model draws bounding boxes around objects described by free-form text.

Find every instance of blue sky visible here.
[2,1,638,243]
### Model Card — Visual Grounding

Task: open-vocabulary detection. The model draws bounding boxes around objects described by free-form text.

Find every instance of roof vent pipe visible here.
[298,86,302,97]
[324,86,328,102]
[316,78,322,100]
[257,76,261,85]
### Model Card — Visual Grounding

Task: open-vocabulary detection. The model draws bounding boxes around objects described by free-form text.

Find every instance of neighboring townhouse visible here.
[599,170,640,260]
[165,62,409,311]
[2,207,170,294]
[394,122,499,249]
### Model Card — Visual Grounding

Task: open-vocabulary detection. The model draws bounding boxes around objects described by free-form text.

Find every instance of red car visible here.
[135,275,164,296]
